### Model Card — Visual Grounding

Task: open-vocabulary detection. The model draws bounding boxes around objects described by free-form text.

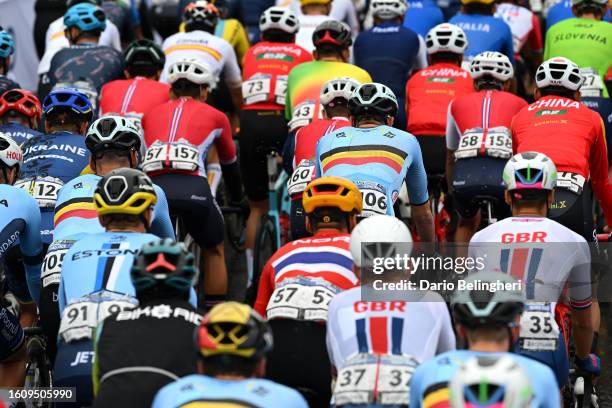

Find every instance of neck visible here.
[106,226,146,233]
[358,122,384,128]
[469,340,508,353]
[214,374,248,380]
[578,13,598,19]
[317,56,342,62]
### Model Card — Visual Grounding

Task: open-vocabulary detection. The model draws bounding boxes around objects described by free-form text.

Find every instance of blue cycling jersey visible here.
[583,97,612,142]
[152,375,308,408]
[315,125,429,214]
[546,0,611,31]
[403,0,445,37]
[409,350,560,408]
[0,123,44,146]
[53,174,175,241]
[449,13,515,65]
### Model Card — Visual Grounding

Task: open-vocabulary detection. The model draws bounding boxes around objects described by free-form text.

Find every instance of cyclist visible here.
[494,0,544,67]
[295,0,334,52]
[278,0,360,35]
[579,67,612,165]
[406,23,472,176]
[0,134,43,387]
[469,151,594,387]
[409,272,560,408]
[0,29,17,94]
[254,176,361,406]
[403,0,445,37]
[316,83,434,242]
[544,0,612,97]
[0,89,43,146]
[327,214,455,407]
[152,302,308,407]
[93,239,203,408]
[546,0,611,31]
[446,52,526,244]
[285,19,372,127]
[142,58,243,310]
[448,0,515,67]
[239,0,278,43]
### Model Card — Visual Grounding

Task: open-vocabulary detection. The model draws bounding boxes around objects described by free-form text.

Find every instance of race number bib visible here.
[355,181,388,217]
[454,127,513,160]
[266,277,340,321]
[59,291,138,343]
[142,142,200,173]
[41,240,74,288]
[14,176,64,208]
[556,172,586,195]
[332,354,419,406]
[242,75,272,105]
[124,112,144,135]
[579,68,604,98]
[287,160,316,196]
[274,75,288,105]
[288,100,323,132]
[519,302,559,351]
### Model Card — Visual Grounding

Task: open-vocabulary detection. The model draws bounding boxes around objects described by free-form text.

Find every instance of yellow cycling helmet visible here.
[94,168,157,216]
[196,302,273,359]
[300,0,333,5]
[461,0,495,5]
[302,176,363,214]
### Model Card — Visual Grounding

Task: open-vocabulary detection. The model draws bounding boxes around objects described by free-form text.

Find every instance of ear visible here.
[341,48,350,62]
[123,69,131,79]
[574,90,581,101]
[348,214,357,232]
[129,150,138,168]
[547,190,555,207]
[98,215,108,228]
[79,121,89,135]
[534,87,541,100]
[305,216,312,233]
[89,157,97,173]
[144,208,153,227]
[255,358,266,378]
[386,116,395,126]
[504,190,512,207]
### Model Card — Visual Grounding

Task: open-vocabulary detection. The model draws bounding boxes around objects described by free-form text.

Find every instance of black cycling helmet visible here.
[124,39,165,71]
[94,168,157,216]
[66,0,101,7]
[85,115,141,154]
[348,83,398,118]
[312,20,352,49]
[183,1,219,32]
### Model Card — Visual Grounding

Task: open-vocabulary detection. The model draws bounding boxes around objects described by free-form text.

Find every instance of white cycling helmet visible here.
[0,132,22,169]
[167,58,216,87]
[470,51,514,82]
[535,57,584,91]
[350,215,412,268]
[85,115,142,153]
[259,6,299,34]
[348,82,398,118]
[370,0,408,19]
[503,151,557,191]
[426,23,468,55]
[320,77,361,106]
[449,355,533,408]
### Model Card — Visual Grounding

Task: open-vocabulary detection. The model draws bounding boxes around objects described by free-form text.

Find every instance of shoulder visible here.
[248,378,308,404]
[511,354,558,383]
[329,286,359,311]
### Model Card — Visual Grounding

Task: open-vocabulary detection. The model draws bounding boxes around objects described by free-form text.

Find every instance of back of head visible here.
[425,23,468,64]
[183,1,219,33]
[503,151,557,208]
[300,0,333,15]
[349,215,413,268]
[0,133,23,179]
[571,0,608,17]
[371,0,408,21]
[43,88,93,130]
[320,77,361,118]
[259,6,300,43]
[348,82,398,125]
[85,115,141,156]
[470,52,514,90]
[0,89,42,123]
[302,176,363,232]
[64,3,107,38]
[124,39,165,78]
[312,19,353,59]
[460,0,496,14]
[535,57,584,98]
[0,28,15,59]
[168,58,216,98]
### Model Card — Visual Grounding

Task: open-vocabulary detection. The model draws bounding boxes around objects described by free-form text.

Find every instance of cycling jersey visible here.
[152,375,309,408]
[99,77,171,122]
[142,97,237,178]
[409,350,560,408]
[545,0,612,31]
[0,123,44,146]
[446,90,527,150]
[254,231,358,318]
[293,117,350,168]
[280,0,360,33]
[495,3,543,56]
[0,76,20,95]
[403,0,445,37]
[160,30,242,88]
[285,61,372,121]
[406,63,473,137]
[316,125,430,216]
[215,18,250,64]
[583,97,612,158]
[296,15,332,53]
[53,174,175,241]
[242,42,312,110]
[448,13,516,66]
[240,0,276,43]
[511,95,612,225]
[544,18,612,97]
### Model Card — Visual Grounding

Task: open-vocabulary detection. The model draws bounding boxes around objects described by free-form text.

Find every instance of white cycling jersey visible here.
[277,0,360,34]
[295,15,333,53]
[326,287,456,370]
[494,3,542,54]
[160,30,241,88]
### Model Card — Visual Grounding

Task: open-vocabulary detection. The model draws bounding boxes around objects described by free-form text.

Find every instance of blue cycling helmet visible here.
[64,3,107,32]
[42,88,93,121]
[0,29,14,58]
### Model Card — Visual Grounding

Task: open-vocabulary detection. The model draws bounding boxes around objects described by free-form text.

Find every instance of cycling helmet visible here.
[348,83,398,118]
[66,0,102,7]
[259,7,300,34]
[300,0,333,4]
[85,115,141,154]
[302,176,363,214]
[196,302,273,360]
[449,356,533,408]
[0,29,14,58]
[426,23,468,55]
[124,39,166,70]
[312,20,353,48]
[451,272,525,329]
[503,152,557,191]
[42,88,93,121]
[470,52,514,82]
[461,0,495,5]
[0,133,22,169]
[350,215,412,267]
[0,89,42,120]
[535,57,584,91]
[64,3,107,32]
[370,0,408,19]
[571,0,608,7]
[183,1,219,31]
[131,238,198,293]
[320,77,361,106]
[94,168,157,216]
[167,58,216,87]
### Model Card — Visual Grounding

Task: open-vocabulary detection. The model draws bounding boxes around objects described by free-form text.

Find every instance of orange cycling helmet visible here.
[302,176,362,214]
[0,89,42,120]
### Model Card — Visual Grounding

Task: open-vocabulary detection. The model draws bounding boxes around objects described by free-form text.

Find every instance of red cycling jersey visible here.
[242,41,312,111]
[406,63,473,137]
[446,90,527,150]
[293,117,350,168]
[100,77,170,118]
[254,230,359,318]
[142,97,236,177]
[512,95,612,225]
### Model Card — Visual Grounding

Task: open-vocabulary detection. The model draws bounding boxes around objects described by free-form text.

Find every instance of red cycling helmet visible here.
[0,89,42,120]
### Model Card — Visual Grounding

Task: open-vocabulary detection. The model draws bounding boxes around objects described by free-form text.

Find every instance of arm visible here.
[406,139,434,242]
[445,150,455,194]
[283,130,297,174]
[588,117,612,227]
[415,35,428,71]
[21,195,44,304]
[568,245,593,359]
[215,116,243,202]
[223,47,244,111]
[253,262,275,316]
[151,185,176,240]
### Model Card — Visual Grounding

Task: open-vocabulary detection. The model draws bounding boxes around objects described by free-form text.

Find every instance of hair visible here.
[126,55,159,78]
[463,2,495,14]
[464,324,509,344]
[324,99,350,118]
[310,207,350,231]
[46,110,87,131]
[262,30,295,43]
[509,189,548,207]
[539,86,576,99]
[353,112,387,126]
[100,213,145,229]
[200,354,259,377]
[171,78,205,99]
[315,44,346,60]
[137,285,188,303]
[92,149,133,167]
[574,2,606,16]
[430,51,462,65]
[475,78,504,91]
[185,21,214,34]
[2,109,30,123]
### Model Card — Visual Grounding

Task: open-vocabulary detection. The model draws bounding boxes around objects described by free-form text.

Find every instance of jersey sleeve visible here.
[408,363,426,408]
[151,185,176,240]
[436,304,457,353]
[589,116,612,227]
[254,261,275,317]
[415,36,428,71]
[527,13,544,53]
[234,22,250,64]
[107,22,122,52]
[222,44,242,88]
[567,241,592,310]
[213,113,237,164]
[445,101,461,150]
[405,138,429,206]
[21,194,44,303]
